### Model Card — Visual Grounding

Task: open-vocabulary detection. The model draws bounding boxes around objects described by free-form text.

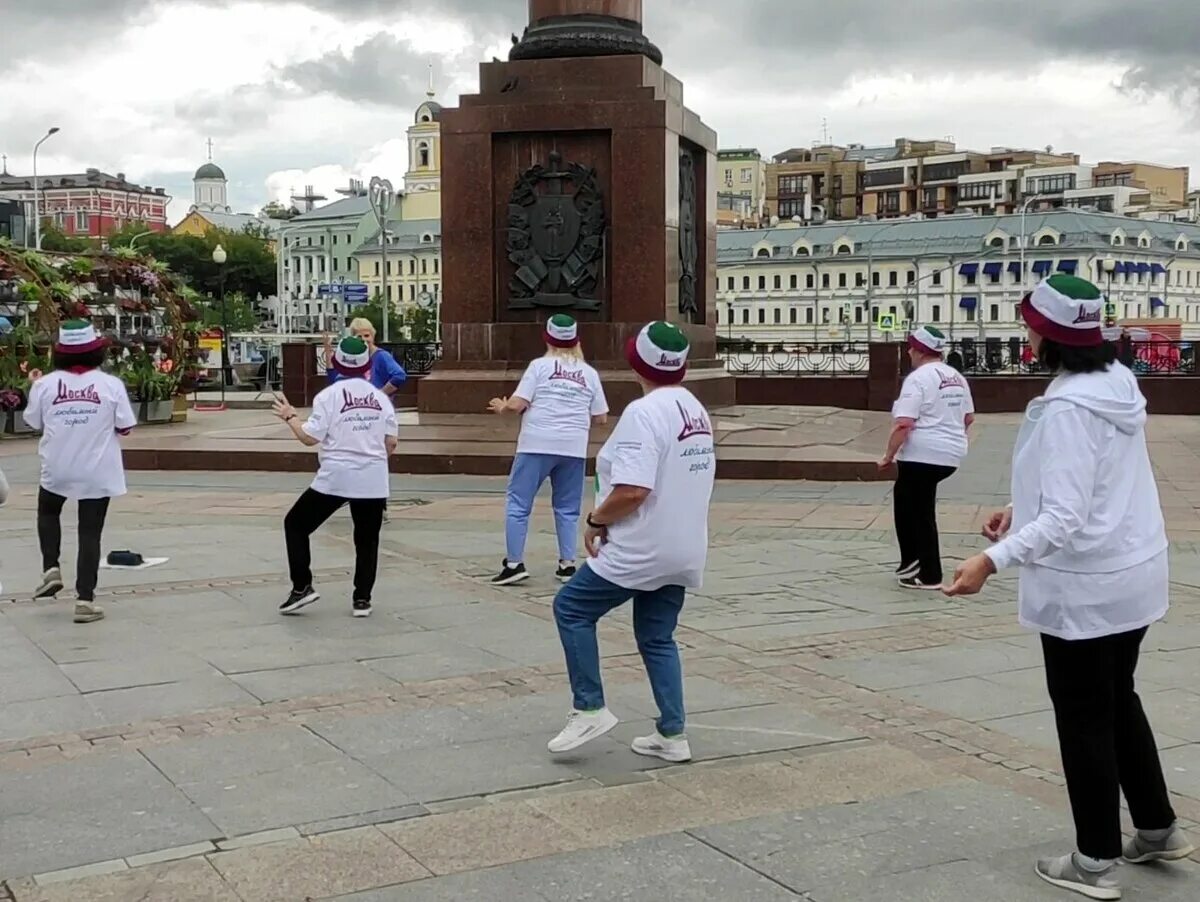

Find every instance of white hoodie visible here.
[985,362,1169,640]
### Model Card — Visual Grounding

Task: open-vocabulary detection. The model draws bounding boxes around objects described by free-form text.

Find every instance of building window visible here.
[757,308,765,324]
[409,260,416,275]
[741,309,749,324]
[964,307,976,322]
[922,187,939,209]
[1038,234,1058,246]
[773,275,781,290]
[742,276,750,290]
[386,285,393,301]
[961,181,1003,202]
[835,243,853,255]
[888,271,898,287]
[434,259,439,274]
[75,209,88,230]
[838,273,847,288]
[806,273,815,289]
[773,308,781,324]
[990,304,1000,322]
[806,308,814,324]
[374,261,380,276]
[822,273,830,289]
[778,200,803,219]
[821,307,830,324]
[931,304,942,321]
[854,307,864,324]
[789,274,798,289]
[882,191,901,214]
[410,284,417,301]
[778,175,805,194]
[789,308,797,324]
[740,167,753,184]
[756,248,771,258]
[856,273,865,288]
[421,258,428,274]
[758,275,766,290]
[1029,174,1077,194]
[418,142,430,168]
[726,277,734,291]
[907,270,916,285]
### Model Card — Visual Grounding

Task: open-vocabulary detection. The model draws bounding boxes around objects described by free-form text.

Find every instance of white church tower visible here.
[192,139,230,213]
[405,66,442,194]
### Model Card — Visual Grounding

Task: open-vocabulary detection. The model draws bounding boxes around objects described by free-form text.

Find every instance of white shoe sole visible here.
[352,608,372,618]
[548,713,618,753]
[556,573,576,584]
[631,742,692,763]
[1124,843,1195,864]
[1034,865,1121,901]
[898,579,944,591]
[491,571,529,587]
[280,592,320,615]
[34,581,65,600]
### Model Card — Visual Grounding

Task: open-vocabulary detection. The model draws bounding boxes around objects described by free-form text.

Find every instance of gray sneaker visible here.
[1123,824,1195,864]
[1035,854,1120,900]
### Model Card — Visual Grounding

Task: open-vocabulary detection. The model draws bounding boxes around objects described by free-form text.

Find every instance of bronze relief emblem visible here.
[506,151,605,311]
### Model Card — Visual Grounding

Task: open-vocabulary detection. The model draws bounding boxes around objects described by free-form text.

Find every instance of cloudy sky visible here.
[2,0,1197,223]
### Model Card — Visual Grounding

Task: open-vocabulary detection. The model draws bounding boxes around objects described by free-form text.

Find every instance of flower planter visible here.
[142,399,174,424]
[3,410,37,435]
[171,394,188,423]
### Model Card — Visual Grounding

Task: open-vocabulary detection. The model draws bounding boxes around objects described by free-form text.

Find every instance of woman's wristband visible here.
[586,513,605,529]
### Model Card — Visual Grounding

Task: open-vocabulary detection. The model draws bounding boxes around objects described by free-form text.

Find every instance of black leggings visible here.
[284,489,385,601]
[37,488,110,601]
[1042,627,1175,860]
[892,460,955,583]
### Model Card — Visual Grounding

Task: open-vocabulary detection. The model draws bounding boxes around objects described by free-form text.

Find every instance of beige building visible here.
[766,145,870,223]
[1093,161,1189,210]
[956,147,1081,214]
[717,148,766,227]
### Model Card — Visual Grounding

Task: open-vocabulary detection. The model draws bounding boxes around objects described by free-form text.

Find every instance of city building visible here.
[956,147,1081,215]
[173,151,282,245]
[0,199,27,246]
[354,218,442,312]
[717,149,766,227]
[766,145,872,223]
[0,167,170,240]
[1092,161,1189,210]
[715,210,1200,345]
[405,95,443,194]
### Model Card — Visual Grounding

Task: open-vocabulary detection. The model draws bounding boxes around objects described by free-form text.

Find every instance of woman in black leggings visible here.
[24,320,137,623]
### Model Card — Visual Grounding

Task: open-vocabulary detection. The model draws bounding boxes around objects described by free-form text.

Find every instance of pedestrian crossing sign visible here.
[877,313,897,333]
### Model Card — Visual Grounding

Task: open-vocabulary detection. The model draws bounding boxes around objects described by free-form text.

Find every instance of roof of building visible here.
[188,209,279,236]
[0,169,167,195]
[717,210,1200,264]
[194,162,226,180]
[354,217,441,255]
[288,193,373,224]
[416,101,443,123]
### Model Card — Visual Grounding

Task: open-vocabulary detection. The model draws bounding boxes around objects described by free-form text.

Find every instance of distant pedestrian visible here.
[488,315,608,586]
[25,320,137,623]
[323,318,407,395]
[273,337,397,618]
[946,274,1192,900]
[879,325,974,589]
[547,322,714,764]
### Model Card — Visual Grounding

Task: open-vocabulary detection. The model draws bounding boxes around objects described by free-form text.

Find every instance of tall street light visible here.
[213,243,230,407]
[368,177,395,342]
[1102,257,1117,327]
[32,127,61,250]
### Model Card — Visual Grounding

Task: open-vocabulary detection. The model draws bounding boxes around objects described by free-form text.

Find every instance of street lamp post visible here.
[213,244,230,407]
[1102,257,1116,326]
[32,127,61,250]
[865,219,910,344]
[368,177,395,342]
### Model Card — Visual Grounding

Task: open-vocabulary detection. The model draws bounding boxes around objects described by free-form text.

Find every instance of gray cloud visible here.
[273,33,448,107]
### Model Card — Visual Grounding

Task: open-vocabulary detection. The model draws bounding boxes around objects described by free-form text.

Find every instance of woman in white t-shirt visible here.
[272,337,398,619]
[487,315,608,586]
[946,275,1191,899]
[878,325,974,590]
[24,320,138,624]
[545,322,715,766]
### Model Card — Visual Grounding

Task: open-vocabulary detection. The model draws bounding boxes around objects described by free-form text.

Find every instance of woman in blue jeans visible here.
[548,322,716,764]
[488,315,608,585]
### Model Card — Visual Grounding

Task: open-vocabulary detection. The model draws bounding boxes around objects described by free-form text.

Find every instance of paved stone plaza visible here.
[0,412,1199,900]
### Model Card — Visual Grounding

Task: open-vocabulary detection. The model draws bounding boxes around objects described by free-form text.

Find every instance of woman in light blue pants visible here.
[488,315,609,586]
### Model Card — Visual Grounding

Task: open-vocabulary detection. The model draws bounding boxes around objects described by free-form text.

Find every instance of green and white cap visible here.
[1020,274,1105,347]
[332,336,372,375]
[626,321,689,384]
[544,314,579,348]
[908,325,946,356]
[54,319,107,354]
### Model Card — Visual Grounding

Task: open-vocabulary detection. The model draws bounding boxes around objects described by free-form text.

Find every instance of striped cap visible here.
[1019,274,1105,347]
[625,321,689,385]
[332,336,372,376]
[908,325,946,356]
[544,314,578,348]
[54,319,107,354]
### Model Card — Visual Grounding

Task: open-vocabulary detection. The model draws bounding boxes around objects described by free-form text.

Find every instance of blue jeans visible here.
[505,453,585,563]
[553,563,687,736]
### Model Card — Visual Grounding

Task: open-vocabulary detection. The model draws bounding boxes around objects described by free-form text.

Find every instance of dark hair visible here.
[1037,338,1118,374]
[52,347,108,371]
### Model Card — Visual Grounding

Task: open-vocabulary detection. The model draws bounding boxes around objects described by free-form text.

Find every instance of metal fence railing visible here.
[717,341,871,376]
[945,338,1196,376]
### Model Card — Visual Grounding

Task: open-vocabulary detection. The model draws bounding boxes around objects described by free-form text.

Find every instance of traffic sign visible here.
[877,313,897,333]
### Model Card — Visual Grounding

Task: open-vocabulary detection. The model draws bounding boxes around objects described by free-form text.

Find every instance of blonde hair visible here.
[545,344,585,362]
[348,318,376,338]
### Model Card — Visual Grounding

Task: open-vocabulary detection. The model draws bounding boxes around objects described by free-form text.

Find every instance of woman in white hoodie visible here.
[946,274,1191,901]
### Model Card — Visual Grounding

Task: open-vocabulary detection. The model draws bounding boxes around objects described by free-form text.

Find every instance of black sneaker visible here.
[490,560,529,586]
[555,563,578,583]
[280,586,320,614]
[894,560,919,578]
[352,599,372,618]
[898,576,943,591]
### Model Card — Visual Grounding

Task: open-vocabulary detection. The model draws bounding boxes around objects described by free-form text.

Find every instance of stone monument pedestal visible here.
[419,1,733,414]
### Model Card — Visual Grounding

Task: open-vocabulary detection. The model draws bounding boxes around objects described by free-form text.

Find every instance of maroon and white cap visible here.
[1019,274,1105,348]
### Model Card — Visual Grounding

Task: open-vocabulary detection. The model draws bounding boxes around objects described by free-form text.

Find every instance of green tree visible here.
[107,226,276,299]
[353,291,398,338]
[195,292,259,332]
[402,306,438,342]
[38,223,92,253]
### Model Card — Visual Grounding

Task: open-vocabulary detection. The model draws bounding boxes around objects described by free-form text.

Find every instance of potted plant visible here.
[0,328,48,435]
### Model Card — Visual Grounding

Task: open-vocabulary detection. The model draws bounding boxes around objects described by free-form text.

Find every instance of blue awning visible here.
[1113,262,1126,274]
[1007,261,1023,275]
[1057,259,1078,273]
[959,297,977,310]
[1151,263,1168,275]
[959,263,979,276]
[1032,260,1053,274]
[1136,262,1151,275]
[982,262,1003,276]
[1150,297,1165,309]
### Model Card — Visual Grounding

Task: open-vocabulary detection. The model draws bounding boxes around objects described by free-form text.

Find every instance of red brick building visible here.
[0,168,170,242]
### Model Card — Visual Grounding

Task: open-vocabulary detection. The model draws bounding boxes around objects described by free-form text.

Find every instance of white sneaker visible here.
[631,732,692,763]
[547,708,618,753]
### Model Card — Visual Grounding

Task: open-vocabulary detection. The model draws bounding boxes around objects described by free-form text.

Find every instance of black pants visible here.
[1042,627,1175,860]
[892,461,955,583]
[37,488,110,602]
[284,489,385,601]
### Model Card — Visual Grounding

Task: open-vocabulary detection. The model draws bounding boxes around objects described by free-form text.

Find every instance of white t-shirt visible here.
[24,370,137,500]
[588,386,716,591]
[893,362,974,467]
[513,356,608,459]
[304,378,397,499]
